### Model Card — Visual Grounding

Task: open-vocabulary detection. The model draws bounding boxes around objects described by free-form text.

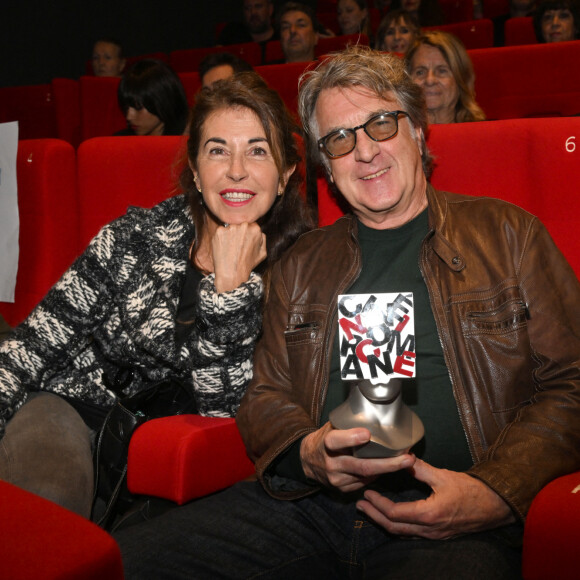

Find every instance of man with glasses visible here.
[117,46,580,579]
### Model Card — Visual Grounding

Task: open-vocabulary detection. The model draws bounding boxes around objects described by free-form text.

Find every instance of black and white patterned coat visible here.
[0,195,264,437]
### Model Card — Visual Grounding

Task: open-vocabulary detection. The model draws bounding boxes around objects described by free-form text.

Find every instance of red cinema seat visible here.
[469,42,580,119]
[76,136,187,249]
[79,76,126,141]
[128,415,255,504]
[425,19,494,49]
[504,16,537,46]
[522,471,580,580]
[0,84,57,140]
[256,61,314,117]
[51,77,81,147]
[482,0,509,19]
[438,0,476,23]
[0,139,79,327]
[316,33,370,57]
[178,72,202,105]
[0,480,123,580]
[170,43,262,73]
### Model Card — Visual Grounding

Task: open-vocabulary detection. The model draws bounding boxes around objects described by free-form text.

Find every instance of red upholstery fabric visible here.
[522,471,580,580]
[256,61,314,117]
[51,78,81,147]
[0,480,123,580]
[79,76,126,141]
[177,72,202,105]
[469,42,580,119]
[170,43,263,73]
[76,136,186,249]
[0,139,79,327]
[482,0,509,20]
[438,0,476,23]
[0,84,57,140]
[425,19,494,49]
[316,33,370,57]
[127,415,255,504]
[504,16,537,46]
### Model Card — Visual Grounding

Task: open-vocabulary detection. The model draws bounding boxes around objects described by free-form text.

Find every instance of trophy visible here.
[329,292,424,458]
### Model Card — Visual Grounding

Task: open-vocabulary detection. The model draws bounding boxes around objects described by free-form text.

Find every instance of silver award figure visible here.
[332,292,424,458]
[329,377,424,458]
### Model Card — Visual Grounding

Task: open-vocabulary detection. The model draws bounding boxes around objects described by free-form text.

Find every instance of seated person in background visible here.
[278,1,320,63]
[533,0,580,42]
[390,0,444,26]
[117,59,189,136]
[199,52,254,88]
[115,45,580,579]
[218,0,278,47]
[375,8,420,54]
[406,31,486,124]
[493,0,537,46]
[92,37,126,77]
[0,71,314,520]
[337,0,371,37]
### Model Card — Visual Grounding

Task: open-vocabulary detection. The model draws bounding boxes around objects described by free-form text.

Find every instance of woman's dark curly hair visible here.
[181,71,315,275]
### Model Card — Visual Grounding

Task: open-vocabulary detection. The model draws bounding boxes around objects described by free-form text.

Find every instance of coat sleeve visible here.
[186,271,265,418]
[0,214,139,438]
[236,258,322,499]
[468,218,580,520]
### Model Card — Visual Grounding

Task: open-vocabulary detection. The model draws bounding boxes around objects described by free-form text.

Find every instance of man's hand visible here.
[212,222,266,293]
[300,423,415,493]
[356,458,516,539]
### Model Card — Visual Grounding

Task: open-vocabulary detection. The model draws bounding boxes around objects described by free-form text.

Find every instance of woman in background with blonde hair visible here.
[406,30,486,124]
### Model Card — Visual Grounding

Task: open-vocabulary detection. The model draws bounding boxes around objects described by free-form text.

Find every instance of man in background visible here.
[279,2,319,63]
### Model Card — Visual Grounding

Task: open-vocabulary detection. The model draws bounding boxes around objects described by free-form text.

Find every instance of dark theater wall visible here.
[1,0,240,88]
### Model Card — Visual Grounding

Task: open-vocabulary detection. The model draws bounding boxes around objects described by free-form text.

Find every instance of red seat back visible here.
[504,16,537,46]
[79,76,126,141]
[51,77,81,147]
[76,136,187,249]
[470,42,580,119]
[425,19,494,49]
[170,43,263,73]
[317,118,580,278]
[0,139,79,326]
[0,84,57,140]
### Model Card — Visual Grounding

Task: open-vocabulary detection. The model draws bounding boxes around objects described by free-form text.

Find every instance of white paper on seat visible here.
[0,122,19,302]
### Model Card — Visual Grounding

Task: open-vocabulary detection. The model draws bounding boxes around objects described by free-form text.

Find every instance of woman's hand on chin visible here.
[212,222,267,293]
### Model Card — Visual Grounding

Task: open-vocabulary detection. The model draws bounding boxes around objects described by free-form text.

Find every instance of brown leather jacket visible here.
[237,186,580,520]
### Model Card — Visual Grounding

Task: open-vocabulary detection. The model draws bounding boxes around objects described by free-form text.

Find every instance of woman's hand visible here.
[212,222,267,293]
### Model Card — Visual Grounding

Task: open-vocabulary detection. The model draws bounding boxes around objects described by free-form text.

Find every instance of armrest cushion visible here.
[127,414,255,505]
[0,480,123,580]
[522,471,580,580]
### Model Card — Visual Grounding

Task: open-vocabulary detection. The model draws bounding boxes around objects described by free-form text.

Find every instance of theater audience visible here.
[390,0,444,27]
[337,0,371,37]
[116,59,189,136]
[198,52,254,87]
[534,0,580,42]
[278,2,319,63]
[92,38,126,77]
[375,9,420,54]
[407,31,485,124]
[493,0,537,46]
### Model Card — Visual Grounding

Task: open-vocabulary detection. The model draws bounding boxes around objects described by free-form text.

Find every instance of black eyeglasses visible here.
[318,111,409,159]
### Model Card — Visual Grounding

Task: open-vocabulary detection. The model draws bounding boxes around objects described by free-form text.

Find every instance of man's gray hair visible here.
[298,45,433,177]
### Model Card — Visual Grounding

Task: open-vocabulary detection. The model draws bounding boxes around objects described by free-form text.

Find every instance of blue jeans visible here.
[115,480,522,579]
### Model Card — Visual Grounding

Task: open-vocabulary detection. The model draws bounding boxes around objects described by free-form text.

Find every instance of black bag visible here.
[92,378,197,530]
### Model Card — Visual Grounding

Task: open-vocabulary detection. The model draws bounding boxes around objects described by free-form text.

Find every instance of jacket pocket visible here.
[455,284,536,422]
